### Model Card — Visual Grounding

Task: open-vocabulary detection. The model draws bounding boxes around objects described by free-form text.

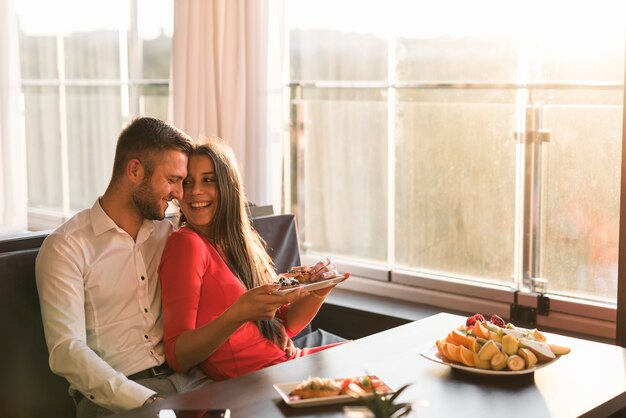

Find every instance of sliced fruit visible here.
[531,328,547,342]
[458,345,476,367]
[436,339,447,357]
[520,338,556,362]
[442,342,461,363]
[487,323,504,336]
[473,352,491,369]
[488,330,502,343]
[451,329,478,352]
[473,321,490,339]
[518,347,538,368]
[549,343,571,356]
[490,352,509,370]
[502,327,526,340]
[445,331,457,344]
[478,340,500,361]
[507,354,526,371]
[501,334,519,355]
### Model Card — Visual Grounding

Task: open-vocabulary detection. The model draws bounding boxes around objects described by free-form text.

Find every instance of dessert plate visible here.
[271,273,349,295]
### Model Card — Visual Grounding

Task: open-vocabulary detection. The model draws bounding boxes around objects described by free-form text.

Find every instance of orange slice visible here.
[436,339,446,357]
[473,321,489,339]
[442,342,461,363]
[459,345,476,367]
[451,329,478,352]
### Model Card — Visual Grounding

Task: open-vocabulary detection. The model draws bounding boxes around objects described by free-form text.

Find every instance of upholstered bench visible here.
[0,239,75,418]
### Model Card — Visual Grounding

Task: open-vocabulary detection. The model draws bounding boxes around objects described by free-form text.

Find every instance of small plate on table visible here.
[271,273,349,295]
[273,375,393,408]
[420,344,559,376]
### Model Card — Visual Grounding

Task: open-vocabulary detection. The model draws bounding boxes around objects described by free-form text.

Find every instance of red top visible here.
[159,227,330,380]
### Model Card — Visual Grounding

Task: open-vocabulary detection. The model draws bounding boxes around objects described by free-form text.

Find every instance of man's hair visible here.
[111,117,194,180]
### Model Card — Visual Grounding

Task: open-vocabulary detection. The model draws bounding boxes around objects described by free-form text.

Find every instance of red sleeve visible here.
[158,229,209,371]
[276,305,303,338]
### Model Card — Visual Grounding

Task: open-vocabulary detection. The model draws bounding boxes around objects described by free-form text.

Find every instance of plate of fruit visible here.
[273,375,393,407]
[420,313,571,375]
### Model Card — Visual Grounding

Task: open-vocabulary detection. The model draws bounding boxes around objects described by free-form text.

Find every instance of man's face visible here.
[132,150,188,220]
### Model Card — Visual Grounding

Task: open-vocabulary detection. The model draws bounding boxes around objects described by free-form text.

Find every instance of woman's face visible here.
[181,154,218,234]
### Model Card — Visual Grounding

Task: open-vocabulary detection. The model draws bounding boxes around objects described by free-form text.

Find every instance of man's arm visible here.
[35,233,155,412]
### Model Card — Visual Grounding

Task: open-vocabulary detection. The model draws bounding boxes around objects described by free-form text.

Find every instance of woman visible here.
[158,141,345,381]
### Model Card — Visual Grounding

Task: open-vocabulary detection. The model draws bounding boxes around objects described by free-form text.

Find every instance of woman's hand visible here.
[306,257,346,298]
[309,257,339,282]
[233,284,302,322]
[278,326,296,356]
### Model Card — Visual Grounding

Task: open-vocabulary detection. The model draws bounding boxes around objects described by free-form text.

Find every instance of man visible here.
[35,117,209,417]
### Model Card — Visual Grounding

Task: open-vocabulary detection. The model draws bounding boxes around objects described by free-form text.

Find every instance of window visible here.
[15,0,173,228]
[287,0,624,314]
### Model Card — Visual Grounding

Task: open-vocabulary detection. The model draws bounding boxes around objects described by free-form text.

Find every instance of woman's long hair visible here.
[180,141,284,346]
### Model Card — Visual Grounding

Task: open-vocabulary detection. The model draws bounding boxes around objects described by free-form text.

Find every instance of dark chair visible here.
[252,214,301,274]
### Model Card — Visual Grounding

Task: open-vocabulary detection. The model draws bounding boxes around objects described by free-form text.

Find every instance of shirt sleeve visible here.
[35,233,154,412]
[159,230,210,371]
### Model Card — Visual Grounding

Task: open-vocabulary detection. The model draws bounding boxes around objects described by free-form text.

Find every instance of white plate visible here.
[420,344,559,376]
[271,274,348,295]
[273,376,393,408]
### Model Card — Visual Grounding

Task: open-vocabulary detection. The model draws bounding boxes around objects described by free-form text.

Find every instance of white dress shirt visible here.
[35,199,172,412]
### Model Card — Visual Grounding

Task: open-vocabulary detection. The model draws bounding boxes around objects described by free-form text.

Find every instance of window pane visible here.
[395,90,517,282]
[23,86,63,209]
[290,30,387,81]
[64,31,120,79]
[301,89,388,262]
[139,85,169,121]
[396,37,519,82]
[18,33,58,79]
[139,0,173,79]
[541,92,623,302]
[66,87,122,211]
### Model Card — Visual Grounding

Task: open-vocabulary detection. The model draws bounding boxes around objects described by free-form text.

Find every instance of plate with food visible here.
[273,375,393,408]
[271,267,350,295]
[420,313,571,376]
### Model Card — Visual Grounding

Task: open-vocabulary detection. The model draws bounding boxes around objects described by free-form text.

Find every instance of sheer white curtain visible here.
[0,0,27,233]
[170,0,285,208]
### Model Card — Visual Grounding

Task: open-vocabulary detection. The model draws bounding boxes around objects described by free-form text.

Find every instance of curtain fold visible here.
[170,0,283,207]
[0,0,27,232]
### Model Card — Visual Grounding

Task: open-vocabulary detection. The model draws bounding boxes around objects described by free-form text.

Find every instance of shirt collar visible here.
[90,198,156,241]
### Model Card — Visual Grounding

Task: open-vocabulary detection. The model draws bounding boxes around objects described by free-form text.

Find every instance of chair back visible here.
[252,214,301,274]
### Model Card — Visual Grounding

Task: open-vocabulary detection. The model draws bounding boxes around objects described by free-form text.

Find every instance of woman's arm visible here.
[282,258,344,335]
[172,284,301,370]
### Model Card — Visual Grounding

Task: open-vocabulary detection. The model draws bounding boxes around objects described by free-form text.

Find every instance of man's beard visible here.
[132,178,165,220]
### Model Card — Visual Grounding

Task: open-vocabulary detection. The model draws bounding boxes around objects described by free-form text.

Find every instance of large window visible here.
[287,0,625,309]
[15,0,173,227]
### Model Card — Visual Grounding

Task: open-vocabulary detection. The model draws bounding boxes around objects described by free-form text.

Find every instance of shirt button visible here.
[89,395,95,400]
[141,276,145,281]
[144,308,148,313]
[144,335,149,339]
